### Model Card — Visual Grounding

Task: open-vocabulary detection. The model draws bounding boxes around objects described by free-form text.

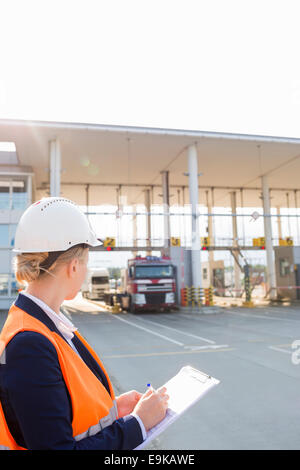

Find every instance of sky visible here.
[0,0,300,138]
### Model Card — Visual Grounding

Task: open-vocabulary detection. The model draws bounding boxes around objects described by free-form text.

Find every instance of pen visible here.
[147,383,155,393]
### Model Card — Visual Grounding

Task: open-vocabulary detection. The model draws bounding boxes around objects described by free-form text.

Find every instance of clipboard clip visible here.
[182,366,212,383]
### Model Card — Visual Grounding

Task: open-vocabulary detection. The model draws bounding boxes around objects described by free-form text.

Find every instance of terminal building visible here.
[1,118,300,309]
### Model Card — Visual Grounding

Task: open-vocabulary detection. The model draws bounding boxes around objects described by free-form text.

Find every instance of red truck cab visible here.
[125,255,176,313]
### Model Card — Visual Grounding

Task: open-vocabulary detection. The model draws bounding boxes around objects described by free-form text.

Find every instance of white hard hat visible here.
[13,197,102,253]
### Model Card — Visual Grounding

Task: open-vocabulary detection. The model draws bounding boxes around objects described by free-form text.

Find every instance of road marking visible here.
[178,313,218,321]
[268,346,292,354]
[129,315,216,344]
[247,339,269,343]
[176,313,198,320]
[184,344,228,351]
[112,314,185,346]
[102,347,235,359]
[227,311,300,323]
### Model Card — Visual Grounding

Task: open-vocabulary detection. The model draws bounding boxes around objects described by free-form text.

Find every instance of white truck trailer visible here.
[81,267,110,300]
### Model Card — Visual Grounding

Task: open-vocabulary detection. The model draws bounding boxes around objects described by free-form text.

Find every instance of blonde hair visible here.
[13,245,88,286]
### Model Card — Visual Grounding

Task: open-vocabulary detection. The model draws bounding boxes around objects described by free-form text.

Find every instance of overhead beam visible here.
[37,181,300,193]
[2,117,300,144]
[90,245,273,252]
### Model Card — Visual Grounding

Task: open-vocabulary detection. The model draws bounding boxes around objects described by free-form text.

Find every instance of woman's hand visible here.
[116,390,143,418]
[132,386,169,431]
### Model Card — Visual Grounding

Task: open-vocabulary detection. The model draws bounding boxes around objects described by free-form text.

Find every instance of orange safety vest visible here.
[0,303,118,450]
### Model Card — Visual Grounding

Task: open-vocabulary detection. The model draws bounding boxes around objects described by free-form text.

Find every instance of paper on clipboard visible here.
[134,365,220,450]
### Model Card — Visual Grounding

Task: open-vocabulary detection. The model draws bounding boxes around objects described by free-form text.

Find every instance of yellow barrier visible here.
[181,286,206,307]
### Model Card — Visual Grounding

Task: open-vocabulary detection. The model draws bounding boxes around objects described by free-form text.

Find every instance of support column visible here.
[150,185,154,206]
[187,144,202,289]
[205,190,214,260]
[161,171,170,256]
[144,188,152,256]
[177,188,181,206]
[85,184,90,221]
[276,206,282,241]
[116,186,122,247]
[294,190,300,245]
[261,176,277,300]
[27,174,32,206]
[240,188,245,245]
[177,188,182,246]
[211,187,216,248]
[49,139,61,197]
[286,192,291,237]
[205,190,214,287]
[182,185,186,246]
[132,204,137,257]
[230,191,241,297]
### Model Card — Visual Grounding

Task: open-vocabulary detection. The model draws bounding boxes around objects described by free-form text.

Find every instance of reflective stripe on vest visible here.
[74,400,118,441]
[0,305,118,450]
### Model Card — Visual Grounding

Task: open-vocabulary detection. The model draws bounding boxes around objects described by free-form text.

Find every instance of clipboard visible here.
[134,365,220,450]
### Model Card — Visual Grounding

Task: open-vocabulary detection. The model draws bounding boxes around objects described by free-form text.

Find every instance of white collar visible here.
[20,291,77,341]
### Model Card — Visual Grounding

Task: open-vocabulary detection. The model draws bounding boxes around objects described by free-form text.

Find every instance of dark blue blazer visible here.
[0,293,143,450]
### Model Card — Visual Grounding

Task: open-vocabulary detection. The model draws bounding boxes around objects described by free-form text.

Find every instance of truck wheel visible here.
[129,298,136,314]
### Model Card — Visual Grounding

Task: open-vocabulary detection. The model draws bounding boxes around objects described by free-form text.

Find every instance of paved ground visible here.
[1,294,300,450]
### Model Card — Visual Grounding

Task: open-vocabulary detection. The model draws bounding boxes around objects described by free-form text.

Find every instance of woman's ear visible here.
[67,258,78,278]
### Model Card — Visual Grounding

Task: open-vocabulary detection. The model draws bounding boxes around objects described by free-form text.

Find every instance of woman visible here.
[0,197,169,450]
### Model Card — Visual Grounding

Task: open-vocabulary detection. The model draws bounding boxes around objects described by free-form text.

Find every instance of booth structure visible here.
[201,260,225,292]
[274,246,300,300]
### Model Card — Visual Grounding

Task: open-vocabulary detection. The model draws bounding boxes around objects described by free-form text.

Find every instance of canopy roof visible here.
[1,118,300,208]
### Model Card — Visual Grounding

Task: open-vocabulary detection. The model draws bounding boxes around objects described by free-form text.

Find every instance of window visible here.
[0,178,28,211]
[213,268,225,288]
[279,258,290,277]
[12,180,27,210]
[0,225,9,247]
[0,274,9,296]
[129,266,134,278]
[10,274,23,297]
[0,182,10,210]
[92,276,109,285]
[135,265,173,279]
[9,224,17,247]
[203,268,208,280]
